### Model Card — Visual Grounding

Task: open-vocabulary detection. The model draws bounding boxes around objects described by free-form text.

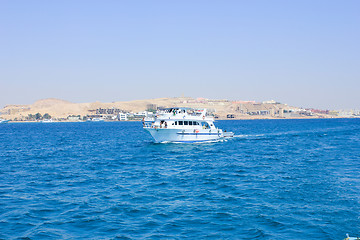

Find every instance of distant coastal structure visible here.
[0,97,358,122]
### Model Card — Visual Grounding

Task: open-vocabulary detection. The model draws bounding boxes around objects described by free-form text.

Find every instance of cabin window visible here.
[175,121,177,125]
[201,122,210,129]
[184,121,188,125]
[179,121,183,125]
[189,121,192,125]
[194,121,199,125]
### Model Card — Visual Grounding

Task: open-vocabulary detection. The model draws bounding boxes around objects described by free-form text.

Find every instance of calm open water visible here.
[0,119,359,239]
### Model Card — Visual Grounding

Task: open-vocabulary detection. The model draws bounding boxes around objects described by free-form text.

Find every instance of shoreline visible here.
[2,117,358,124]
[2,97,358,122]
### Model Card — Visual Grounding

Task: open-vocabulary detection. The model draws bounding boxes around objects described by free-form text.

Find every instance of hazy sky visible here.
[1,0,359,110]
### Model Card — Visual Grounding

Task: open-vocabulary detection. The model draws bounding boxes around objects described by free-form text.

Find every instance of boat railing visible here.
[143,121,153,128]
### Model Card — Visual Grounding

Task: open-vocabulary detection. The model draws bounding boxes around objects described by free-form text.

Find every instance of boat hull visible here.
[144,128,224,143]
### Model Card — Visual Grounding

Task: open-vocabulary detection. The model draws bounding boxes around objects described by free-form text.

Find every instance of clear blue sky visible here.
[1,0,359,110]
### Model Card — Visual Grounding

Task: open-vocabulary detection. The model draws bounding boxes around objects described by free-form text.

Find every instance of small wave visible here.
[158,139,223,144]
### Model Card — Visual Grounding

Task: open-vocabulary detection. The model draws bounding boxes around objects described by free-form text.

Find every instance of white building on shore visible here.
[119,113,128,121]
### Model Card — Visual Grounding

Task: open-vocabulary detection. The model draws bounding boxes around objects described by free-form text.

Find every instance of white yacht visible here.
[41,119,53,123]
[0,119,9,123]
[143,108,233,143]
[90,118,105,122]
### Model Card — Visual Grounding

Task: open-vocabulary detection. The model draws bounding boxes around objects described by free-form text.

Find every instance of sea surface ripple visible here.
[0,119,360,239]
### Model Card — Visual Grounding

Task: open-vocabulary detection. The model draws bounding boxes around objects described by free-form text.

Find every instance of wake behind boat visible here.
[143,108,234,143]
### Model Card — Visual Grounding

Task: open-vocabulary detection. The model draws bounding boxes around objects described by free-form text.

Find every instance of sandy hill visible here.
[1,98,87,119]
[32,98,73,108]
[0,97,318,120]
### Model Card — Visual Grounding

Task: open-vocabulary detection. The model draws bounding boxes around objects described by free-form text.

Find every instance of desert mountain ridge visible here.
[0,97,336,120]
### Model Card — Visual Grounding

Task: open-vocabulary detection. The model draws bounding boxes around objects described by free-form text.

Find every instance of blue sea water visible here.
[0,119,360,239]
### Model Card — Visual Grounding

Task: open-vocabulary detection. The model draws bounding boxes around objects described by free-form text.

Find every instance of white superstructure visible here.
[143,108,233,143]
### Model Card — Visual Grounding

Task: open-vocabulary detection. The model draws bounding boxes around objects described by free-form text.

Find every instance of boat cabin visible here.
[143,107,216,130]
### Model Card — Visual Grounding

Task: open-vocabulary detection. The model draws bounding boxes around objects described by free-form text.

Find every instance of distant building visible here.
[134,111,147,118]
[262,100,280,104]
[127,111,153,120]
[119,113,128,121]
[328,111,339,116]
[96,108,123,115]
[146,104,157,112]
[68,115,81,121]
